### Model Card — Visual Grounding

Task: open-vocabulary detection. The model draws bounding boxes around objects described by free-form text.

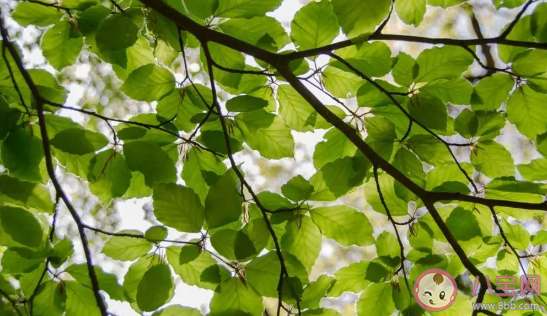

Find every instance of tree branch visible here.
[28,194,60,315]
[373,167,410,293]
[328,52,479,193]
[286,33,547,61]
[82,224,200,245]
[488,206,526,274]
[44,100,222,156]
[201,41,301,316]
[0,288,22,316]
[0,13,108,316]
[498,0,537,39]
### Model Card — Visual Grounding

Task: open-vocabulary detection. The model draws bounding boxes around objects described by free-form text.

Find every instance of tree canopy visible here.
[0,0,547,315]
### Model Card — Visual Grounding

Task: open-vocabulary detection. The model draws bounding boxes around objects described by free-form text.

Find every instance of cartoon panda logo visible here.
[414,269,457,311]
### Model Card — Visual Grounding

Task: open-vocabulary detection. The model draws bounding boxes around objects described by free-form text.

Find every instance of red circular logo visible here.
[414,269,457,311]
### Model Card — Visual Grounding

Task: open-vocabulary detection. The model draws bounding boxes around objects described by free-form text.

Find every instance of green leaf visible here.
[281,175,314,202]
[471,140,515,178]
[96,14,139,53]
[210,229,257,261]
[416,46,473,82]
[315,105,346,129]
[12,2,63,26]
[226,95,268,112]
[219,17,290,51]
[235,109,294,159]
[407,135,453,166]
[333,42,392,78]
[122,254,157,303]
[145,225,168,242]
[493,0,526,8]
[209,278,264,315]
[115,35,156,79]
[77,5,110,35]
[184,0,218,19]
[365,117,397,160]
[356,283,395,316]
[277,85,317,132]
[41,21,83,71]
[166,246,230,290]
[1,129,44,182]
[205,169,243,229]
[256,191,295,211]
[153,305,203,316]
[124,141,177,186]
[245,251,308,298]
[332,0,391,37]
[395,0,426,26]
[301,275,336,310]
[532,231,547,246]
[392,52,418,87]
[201,43,245,90]
[425,162,473,191]
[393,148,426,188]
[310,205,374,246]
[313,128,357,169]
[65,282,102,316]
[33,281,66,316]
[291,0,339,51]
[51,128,108,155]
[533,3,547,42]
[0,206,43,248]
[512,50,547,77]
[281,216,322,272]
[517,159,547,181]
[182,148,226,204]
[1,248,43,273]
[501,220,530,249]
[498,15,534,63]
[64,264,124,301]
[474,111,506,139]
[408,94,448,131]
[88,150,132,203]
[376,231,400,266]
[420,78,473,105]
[0,99,21,140]
[310,154,370,200]
[471,73,514,111]
[428,0,468,7]
[0,175,53,214]
[364,174,409,216]
[214,0,282,18]
[445,207,482,241]
[454,109,479,139]
[120,64,175,102]
[506,85,547,139]
[137,264,174,312]
[102,230,152,261]
[153,183,204,233]
[322,66,362,98]
[328,260,389,297]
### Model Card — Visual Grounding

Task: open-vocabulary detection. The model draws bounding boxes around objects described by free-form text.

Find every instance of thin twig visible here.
[0,288,22,316]
[46,100,222,156]
[498,0,537,39]
[28,194,61,315]
[328,52,479,193]
[202,40,301,316]
[26,0,72,17]
[373,167,410,293]
[488,206,526,274]
[0,14,108,316]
